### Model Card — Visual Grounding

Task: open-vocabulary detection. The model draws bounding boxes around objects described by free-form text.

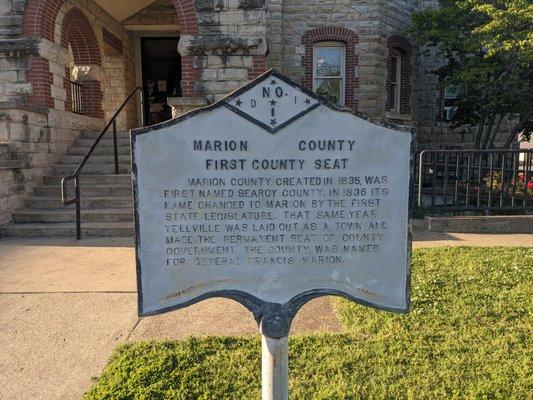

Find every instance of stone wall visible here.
[265,0,416,119]
[123,0,180,28]
[0,0,132,227]
[0,108,104,226]
[0,0,24,39]
[0,0,137,130]
[178,0,268,103]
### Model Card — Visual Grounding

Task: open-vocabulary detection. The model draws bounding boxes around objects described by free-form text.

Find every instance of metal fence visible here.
[70,81,83,114]
[416,149,533,215]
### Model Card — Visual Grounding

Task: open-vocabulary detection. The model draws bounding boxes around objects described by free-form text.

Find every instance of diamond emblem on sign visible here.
[223,71,321,133]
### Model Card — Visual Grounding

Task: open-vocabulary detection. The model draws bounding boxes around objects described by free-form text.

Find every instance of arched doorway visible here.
[22,0,200,111]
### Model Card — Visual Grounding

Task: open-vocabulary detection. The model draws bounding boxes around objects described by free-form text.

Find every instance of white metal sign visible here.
[132,71,412,320]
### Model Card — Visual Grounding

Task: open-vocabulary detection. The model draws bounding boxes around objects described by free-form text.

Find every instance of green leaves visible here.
[410,1,533,147]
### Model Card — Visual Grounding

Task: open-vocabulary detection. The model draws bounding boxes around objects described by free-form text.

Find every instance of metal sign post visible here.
[262,335,288,400]
[131,70,412,399]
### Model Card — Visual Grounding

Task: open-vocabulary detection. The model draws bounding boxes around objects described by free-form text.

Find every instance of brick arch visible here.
[169,0,198,35]
[23,0,64,40]
[61,7,101,66]
[23,0,198,39]
[61,8,103,118]
[168,0,199,96]
[386,35,412,115]
[302,26,359,109]
[23,0,200,106]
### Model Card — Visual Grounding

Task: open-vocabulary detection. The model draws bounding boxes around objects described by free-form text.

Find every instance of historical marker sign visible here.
[132,70,412,323]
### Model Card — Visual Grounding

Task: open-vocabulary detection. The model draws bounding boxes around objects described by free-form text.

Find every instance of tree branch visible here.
[488,113,506,148]
[482,114,496,149]
[474,112,488,149]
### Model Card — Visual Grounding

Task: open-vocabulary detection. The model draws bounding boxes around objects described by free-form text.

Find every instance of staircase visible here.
[0,130,135,237]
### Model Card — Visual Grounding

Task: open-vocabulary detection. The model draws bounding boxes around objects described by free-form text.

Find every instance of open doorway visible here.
[141,37,181,125]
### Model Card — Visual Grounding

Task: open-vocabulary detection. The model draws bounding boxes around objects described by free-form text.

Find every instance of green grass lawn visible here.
[85,247,532,399]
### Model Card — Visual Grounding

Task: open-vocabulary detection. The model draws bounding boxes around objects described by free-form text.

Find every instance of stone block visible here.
[4,82,31,95]
[217,68,248,81]
[201,68,217,81]
[202,80,242,94]
[48,60,65,76]
[206,55,227,68]
[0,121,9,140]
[8,122,28,141]
[39,39,70,65]
[226,55,253,68]
[0,2,12,14]
[0,170,13,186]
[50,85,67,102]
[0,70,17,82]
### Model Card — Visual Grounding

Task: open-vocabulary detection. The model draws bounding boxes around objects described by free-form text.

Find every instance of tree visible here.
[410,0,532,148]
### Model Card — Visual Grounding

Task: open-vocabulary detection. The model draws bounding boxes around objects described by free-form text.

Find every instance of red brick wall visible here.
[180,55,199,97]
[248,55,267,80]
[301,26,359,109]
[26,56,54,108]
[80,80,103,118]
[60,8,101,65]
[23,0,64,40]
[169,0,199,97]
[386,35,412,115]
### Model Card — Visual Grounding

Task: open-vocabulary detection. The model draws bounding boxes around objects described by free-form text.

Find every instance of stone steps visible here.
[34,184,132,197]
[81,131,129,140]
[12,208,134,223]
[59,154,132,165]
[53,164,131,175]
[1,128,137,238]
[43,174,132,186]
[68,146,130,155]
[75,138,130,147]
[25,196,133,210]
[1,222,134,237]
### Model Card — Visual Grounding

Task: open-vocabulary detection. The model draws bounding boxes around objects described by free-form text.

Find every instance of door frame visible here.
[133,30,180,126]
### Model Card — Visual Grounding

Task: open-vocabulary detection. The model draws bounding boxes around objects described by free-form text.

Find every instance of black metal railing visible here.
[70,81,83,114]
[61,86,144,239]
[416,149,533,215]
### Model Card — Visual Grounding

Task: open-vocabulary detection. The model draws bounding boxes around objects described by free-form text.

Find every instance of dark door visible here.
[141,37,181,125]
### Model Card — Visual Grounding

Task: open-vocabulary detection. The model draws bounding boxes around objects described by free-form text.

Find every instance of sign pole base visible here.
[261,334,288,400]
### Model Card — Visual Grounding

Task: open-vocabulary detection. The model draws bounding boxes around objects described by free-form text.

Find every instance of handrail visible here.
[61,86,144,239]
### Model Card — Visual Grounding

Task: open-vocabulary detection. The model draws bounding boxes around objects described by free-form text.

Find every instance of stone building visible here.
[0,0,479,235]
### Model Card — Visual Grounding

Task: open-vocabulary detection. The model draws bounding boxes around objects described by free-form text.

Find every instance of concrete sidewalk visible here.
[1,232,532,399]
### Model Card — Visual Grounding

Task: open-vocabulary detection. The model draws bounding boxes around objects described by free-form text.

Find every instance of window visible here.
[313,42,345,106]
[386,35,412,116]
[443,85,459,121]
[390,49,402,114]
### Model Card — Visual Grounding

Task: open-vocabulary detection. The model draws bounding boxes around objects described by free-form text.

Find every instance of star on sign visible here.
[269,99,277,106]
[235,98,242,107]
[270,119,277,126]
[304,98,311,105]
[270,79,277,86]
